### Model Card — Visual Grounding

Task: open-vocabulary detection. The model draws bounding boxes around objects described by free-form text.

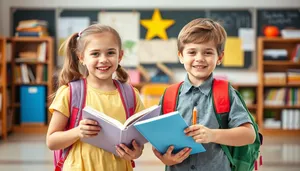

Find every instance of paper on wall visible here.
[99,12,140,67]
[238,28,255,51]
[137,38,178,64]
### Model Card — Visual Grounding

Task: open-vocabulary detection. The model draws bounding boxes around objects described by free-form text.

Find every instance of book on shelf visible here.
[81,105,161,156]
[134,111,206,155]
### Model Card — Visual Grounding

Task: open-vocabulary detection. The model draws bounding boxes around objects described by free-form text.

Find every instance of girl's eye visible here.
[91,52,100,57]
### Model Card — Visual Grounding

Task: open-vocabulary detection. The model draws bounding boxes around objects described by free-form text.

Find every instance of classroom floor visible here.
[0,133,299,171]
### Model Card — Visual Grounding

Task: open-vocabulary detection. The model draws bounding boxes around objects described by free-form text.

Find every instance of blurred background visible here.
[0,0,300,170]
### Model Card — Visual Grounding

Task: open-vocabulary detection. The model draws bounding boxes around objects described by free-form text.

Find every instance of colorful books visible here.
[134,111,206,155]
[81,105,161,156]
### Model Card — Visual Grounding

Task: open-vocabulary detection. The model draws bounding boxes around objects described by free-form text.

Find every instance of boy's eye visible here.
[204,51,213,55]
[107,51,116,55]
[187,51,196,55]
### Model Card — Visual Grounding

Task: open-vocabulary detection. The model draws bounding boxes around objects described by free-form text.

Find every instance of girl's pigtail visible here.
[58,33,83,87]
[115,64,129,83]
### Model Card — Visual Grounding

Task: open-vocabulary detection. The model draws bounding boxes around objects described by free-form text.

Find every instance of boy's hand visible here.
[116,140,144,160]
[77,119,101,138]
[184,124,215,143]
[152,146,191,166]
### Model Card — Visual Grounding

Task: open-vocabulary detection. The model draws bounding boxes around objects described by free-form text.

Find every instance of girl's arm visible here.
[46,111,80,150]
[212,123,256,146]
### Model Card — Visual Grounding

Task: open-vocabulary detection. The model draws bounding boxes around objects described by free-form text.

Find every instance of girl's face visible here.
[80,32,123,84]
[179,40,223,86]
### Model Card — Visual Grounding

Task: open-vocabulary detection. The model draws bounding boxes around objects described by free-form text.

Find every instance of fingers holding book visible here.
[78,119,101,138]
[116,140,144,160]
[152,146,192,166]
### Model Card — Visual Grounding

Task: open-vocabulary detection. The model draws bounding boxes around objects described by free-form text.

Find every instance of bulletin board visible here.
[11,7,259,69]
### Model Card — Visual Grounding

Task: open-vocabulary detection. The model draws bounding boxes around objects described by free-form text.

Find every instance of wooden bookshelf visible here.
[257,37,300,136]
[7,37,54,133]
[0,36,8,139]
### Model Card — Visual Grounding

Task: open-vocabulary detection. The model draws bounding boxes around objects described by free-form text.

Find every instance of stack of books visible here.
[15,20,49,37]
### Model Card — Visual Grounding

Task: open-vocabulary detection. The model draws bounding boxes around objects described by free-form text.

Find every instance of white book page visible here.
[83,106,124,129]
[123,105,159,128]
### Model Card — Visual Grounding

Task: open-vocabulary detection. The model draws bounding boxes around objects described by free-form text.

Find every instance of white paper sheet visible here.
[238,28,255,51]
[137,38,178,64]
[99,12,140,67]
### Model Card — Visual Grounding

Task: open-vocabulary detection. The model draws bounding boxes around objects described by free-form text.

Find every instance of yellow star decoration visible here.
[140,9,175,40]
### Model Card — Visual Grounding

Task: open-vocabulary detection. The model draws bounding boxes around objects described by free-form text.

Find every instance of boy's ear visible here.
[178,51,184,64]
[118,50,124,63]
[217,51,224,65]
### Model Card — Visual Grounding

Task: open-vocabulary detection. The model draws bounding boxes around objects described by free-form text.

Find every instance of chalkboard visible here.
[208,10,253,69]
[257,9,300,36]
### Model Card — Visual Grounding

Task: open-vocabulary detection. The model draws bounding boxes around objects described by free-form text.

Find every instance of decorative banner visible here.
[99,12,140,67]
[140,9,175,40]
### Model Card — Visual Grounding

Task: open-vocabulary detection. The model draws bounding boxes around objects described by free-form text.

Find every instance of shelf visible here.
[263,61,300,66]
[264,83,300,87]
[8,37,52,42]
[260,37,300,43]
[15,61,48,65]
[264,105,300,109]
[261,128,300,136]
[247,105,257,110]
[15,82,48,86]
[8,103,20,108]
[13,124,48,133]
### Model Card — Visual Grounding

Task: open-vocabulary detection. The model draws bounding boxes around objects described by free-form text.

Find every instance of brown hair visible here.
[58,23,129,87]
[177,18,227,56]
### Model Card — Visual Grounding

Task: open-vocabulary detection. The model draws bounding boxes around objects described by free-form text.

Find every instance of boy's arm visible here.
[212,123,255,146]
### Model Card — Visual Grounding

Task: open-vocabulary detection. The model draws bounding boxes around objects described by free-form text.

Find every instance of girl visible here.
[46,23,145,171]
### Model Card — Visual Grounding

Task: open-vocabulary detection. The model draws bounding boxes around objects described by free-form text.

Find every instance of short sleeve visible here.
[133,88,145,113]
[228,86,252,128]
[49,85,70,118]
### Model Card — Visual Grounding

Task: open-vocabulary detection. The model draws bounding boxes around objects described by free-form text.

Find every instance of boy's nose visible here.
[195,54,204,62]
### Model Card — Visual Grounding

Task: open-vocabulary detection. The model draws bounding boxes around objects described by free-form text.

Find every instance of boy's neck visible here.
[86,76,116,91]
[187,74,211,87]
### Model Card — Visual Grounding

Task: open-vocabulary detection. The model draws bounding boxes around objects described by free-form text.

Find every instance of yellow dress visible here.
[49,83,145,171]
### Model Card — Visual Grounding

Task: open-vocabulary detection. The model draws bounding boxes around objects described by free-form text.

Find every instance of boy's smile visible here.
[179,41,223,86]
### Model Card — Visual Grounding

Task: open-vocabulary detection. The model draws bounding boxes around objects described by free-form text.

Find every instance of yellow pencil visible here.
[192,107,197,125]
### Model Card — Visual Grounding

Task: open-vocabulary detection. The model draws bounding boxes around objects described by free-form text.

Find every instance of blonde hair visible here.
[177,18,227,56]
[58,23,129,87]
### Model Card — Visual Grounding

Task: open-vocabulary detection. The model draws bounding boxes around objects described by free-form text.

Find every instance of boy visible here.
[152,18,256,171]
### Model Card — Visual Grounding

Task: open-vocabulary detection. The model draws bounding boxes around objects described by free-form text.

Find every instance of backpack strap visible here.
[212,78,235,168]
[162,82,183,114]
[114,80,136,118]
[55,79,87,171]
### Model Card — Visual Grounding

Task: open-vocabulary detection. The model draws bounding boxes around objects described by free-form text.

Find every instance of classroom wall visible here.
[1,0,299,83]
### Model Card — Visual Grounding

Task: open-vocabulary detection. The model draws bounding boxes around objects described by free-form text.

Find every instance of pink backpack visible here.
[54,78,137,171]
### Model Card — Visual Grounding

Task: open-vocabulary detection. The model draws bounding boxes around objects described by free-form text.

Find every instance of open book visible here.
[81,105,161,156]
[134,111,206,155]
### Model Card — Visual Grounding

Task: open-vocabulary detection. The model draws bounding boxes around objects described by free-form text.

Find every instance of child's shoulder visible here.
[55,85,70,96]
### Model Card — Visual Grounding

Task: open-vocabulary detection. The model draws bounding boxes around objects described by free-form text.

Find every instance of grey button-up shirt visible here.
[165,74,252,171]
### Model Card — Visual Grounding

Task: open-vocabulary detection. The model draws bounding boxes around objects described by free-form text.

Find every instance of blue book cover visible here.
[134,111,206,155]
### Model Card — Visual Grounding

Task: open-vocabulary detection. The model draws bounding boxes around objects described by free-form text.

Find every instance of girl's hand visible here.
[184,124,215,143]
[152,146,191,166]
[116,140,144,160]
[77,119,101,138]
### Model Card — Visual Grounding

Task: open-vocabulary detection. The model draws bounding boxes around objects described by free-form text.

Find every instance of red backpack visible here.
[54,78,137,171]
[161,78,263,171]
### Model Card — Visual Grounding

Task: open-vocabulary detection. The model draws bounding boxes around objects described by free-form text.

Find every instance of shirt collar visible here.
[181,74,214,96]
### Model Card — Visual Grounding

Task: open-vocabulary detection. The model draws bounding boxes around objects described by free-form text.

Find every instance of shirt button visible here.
[191,165,196,169]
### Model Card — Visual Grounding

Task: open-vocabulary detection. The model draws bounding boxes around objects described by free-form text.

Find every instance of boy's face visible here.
[178,41,223,86]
